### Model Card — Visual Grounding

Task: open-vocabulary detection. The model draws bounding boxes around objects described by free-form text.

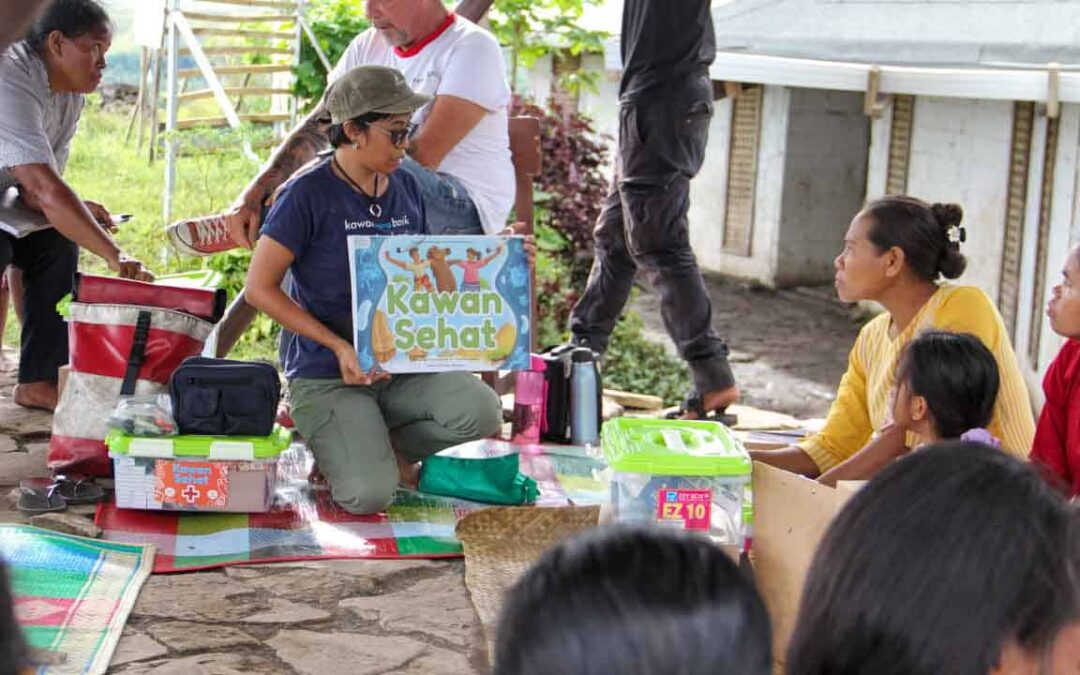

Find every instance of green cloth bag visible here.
[418,452,540,505]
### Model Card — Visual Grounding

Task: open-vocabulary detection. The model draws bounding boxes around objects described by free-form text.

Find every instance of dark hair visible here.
[788,442,1080,675]
[0,559,29,673]
[494,527,772,675]
[327,112,392,148]
[25,0,110,54]
[896,330,999,439]
[863,195,967,281]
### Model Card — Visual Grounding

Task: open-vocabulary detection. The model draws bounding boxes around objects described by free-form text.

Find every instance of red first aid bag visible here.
[48,274,224,476]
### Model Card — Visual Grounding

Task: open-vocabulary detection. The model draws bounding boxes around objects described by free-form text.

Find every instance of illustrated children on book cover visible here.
[349,235,531,373]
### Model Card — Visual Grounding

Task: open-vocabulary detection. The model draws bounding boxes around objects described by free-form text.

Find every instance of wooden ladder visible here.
[162,0,332,221]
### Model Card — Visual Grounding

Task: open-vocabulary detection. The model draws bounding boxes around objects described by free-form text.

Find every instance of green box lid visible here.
[601,418,750,476]
[106,425,292,461]
[155,270,225,290]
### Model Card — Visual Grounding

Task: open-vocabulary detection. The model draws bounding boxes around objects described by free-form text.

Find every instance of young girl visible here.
[1031,244,1080,496]
[754,197,1034,480]
[892,330,1001,447]
[451,245,503,292]
[245,65,506,515]
[818,330,1002,484]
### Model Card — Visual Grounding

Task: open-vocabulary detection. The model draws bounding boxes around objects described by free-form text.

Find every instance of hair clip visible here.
[947,225,966,244]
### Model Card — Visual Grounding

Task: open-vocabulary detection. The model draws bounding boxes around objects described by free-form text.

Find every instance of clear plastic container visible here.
[602,418,752,547]
[106,426,291,513]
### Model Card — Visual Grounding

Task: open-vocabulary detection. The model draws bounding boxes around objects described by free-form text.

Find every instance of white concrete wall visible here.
[518,54,554,108]
[1014,104,1080,403]
[904,96,1013,302]
[691,85,789,283]
[775,88,869,286]
[577,53,620,150]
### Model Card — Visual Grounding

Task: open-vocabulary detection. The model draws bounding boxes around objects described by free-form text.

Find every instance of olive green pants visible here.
[289,373,502,515]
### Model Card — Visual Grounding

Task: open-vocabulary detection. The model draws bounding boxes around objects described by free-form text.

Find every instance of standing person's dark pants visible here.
[0,228,77,384]
[570,72,735,395]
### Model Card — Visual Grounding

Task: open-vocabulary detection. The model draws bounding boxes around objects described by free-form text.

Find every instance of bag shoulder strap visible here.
[120,310,153,396]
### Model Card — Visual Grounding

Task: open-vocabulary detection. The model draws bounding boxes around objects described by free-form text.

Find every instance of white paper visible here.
[0,187,51,239]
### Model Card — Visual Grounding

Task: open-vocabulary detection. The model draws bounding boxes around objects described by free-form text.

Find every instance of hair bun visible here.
[930,203,964,230]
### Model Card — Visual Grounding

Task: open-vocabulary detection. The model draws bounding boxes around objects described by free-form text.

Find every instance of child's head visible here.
[788,442,1080,675]
[466,248,481,261]
[1049,244,1080,338]
[408,246,420,260]
[892,330,999,443]
[493,527,772,675]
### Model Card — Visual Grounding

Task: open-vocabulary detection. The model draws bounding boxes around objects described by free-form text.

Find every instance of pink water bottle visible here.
[512,358,546,444]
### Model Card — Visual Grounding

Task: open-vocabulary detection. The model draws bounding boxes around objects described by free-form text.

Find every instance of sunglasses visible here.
[366,122,417,147]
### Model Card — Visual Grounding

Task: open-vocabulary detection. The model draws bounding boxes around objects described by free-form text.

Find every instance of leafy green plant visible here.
[511,96,610,278]
[534,221,577,347]
[489,0,608,95]
[294,0,370,108]
[603,312,691,406]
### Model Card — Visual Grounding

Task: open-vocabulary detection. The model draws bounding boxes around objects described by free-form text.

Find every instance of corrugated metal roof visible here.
[713,0,1080,68]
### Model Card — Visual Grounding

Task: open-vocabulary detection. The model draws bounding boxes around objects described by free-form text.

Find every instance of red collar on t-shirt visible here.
[393,13,456,58]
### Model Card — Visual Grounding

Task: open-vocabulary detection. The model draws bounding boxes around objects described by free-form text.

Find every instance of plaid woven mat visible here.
[0,525,154,674]
[97,441,608,573]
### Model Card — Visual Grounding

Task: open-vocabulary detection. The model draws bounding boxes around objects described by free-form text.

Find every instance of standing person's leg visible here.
[620,175,736,400]
[397,158,484,235]
[568,175,639,353]
[617,74,737,406]
[288,378,400,515]
[380,372,503,462]
[10,228,77,410]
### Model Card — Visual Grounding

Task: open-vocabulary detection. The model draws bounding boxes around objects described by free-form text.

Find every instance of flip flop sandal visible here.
[666,390,739,427]
[16,485,67,514]
[51,476,106,505]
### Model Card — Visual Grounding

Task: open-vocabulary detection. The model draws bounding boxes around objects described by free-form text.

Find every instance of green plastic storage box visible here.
[601,418,752,546]
[106,426,292,513]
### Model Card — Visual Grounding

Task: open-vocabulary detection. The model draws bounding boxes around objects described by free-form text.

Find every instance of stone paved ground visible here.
[0,355,487,675]
[633,279,861,418]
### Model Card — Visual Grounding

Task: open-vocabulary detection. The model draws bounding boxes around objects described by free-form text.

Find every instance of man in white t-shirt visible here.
[169,0,515,357]
[168,0,513,258]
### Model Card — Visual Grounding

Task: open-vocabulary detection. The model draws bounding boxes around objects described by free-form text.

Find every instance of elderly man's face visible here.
[364,0,428,47]
[0,0,53,53]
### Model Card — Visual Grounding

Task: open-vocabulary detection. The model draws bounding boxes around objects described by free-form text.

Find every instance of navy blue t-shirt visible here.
[261,158,425,379]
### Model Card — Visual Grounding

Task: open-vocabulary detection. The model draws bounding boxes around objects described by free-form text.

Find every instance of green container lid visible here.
[107,425,292,461]
[601,418,750,477]
[156,270,225,290]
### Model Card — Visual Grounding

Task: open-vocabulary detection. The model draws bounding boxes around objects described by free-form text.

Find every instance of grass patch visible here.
[2,101,277,360]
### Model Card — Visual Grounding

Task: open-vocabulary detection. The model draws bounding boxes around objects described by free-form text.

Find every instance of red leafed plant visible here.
[510,95,610,273]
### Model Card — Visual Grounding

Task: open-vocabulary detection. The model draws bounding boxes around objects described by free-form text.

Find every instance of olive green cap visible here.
[325,65,431,124]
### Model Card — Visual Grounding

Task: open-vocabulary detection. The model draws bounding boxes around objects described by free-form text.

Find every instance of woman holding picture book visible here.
[246,65,530,515]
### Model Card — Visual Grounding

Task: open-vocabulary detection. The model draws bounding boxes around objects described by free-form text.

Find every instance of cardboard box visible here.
[750,462,862,669]
[57,364,70,397]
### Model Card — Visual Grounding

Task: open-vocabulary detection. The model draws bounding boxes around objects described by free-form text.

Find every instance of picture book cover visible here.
[348,235,531,373]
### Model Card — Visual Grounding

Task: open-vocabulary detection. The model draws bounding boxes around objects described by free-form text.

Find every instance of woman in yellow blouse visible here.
[753,196,1035,480]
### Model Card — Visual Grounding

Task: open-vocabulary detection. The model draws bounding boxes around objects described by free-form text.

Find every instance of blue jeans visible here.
[397,158,483,235]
